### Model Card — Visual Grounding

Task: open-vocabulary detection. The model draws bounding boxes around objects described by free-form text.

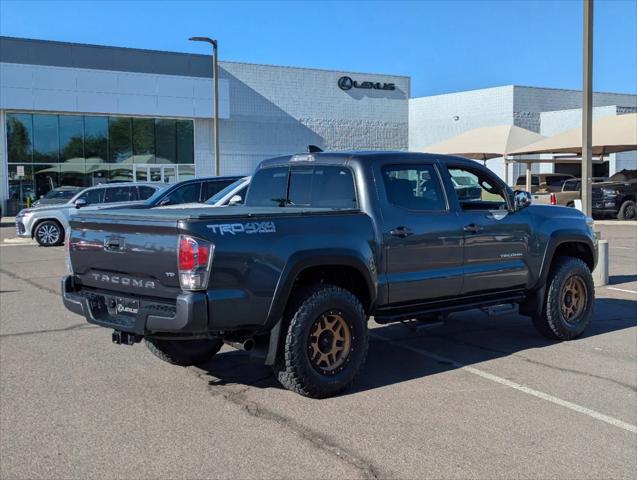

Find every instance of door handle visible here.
[390,227,414,238]
[463,224,483,234]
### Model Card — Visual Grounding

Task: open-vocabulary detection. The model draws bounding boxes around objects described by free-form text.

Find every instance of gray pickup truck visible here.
[62,152,597,398]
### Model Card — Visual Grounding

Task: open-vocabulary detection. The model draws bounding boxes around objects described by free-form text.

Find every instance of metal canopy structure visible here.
[424,124,547,189]
[510,113,637,157]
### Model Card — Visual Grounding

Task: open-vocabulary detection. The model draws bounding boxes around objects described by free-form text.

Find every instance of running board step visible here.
[480,303,518,317]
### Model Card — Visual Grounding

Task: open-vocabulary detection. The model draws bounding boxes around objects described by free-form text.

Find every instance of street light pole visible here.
[189,36,220,176]
[581,0,594,216]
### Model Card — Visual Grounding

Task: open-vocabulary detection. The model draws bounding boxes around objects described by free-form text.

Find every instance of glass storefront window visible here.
[60,163,89,188]
[178,165,196,181]
[59,115,84,163]
[155,119,177,164]
[33,114,59,163]
[132,118,155,164]
[86,163,109,187]
[5,113,194,211]
[8,164,35,208]
[34,164,60,199]
[6,113,33,163]
[177,120,194,164]
[109,117,132,163]
[109,165,134,183]
[84,116,108,163]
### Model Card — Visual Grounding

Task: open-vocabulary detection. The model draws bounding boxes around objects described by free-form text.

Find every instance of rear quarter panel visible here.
[181,211,377,331]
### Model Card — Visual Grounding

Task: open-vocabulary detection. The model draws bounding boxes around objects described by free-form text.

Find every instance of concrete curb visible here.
[594,220,637,226]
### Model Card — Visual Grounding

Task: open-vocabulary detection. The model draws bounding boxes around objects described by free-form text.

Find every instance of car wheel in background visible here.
[566,202,575,208]
[617,200,636,220]
[532,256,594,340]
[273,284,369,398]
[34,220,64,247]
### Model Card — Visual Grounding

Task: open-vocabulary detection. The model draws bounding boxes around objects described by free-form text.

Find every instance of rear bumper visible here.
[61,275,209,336]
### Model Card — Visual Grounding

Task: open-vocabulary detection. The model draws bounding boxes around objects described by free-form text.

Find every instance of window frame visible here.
[380,163,449,213]
[446,163,513,212]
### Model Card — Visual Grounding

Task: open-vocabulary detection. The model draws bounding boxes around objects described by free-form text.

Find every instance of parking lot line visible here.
[370,331,637,435]
[607,287,637,295]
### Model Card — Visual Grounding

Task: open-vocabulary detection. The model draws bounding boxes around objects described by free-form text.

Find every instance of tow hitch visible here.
[112,330,142,346]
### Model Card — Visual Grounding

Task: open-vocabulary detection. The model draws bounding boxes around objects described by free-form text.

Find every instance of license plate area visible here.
[113,297,140,316]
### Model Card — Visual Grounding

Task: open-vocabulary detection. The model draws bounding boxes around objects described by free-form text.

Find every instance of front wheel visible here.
[144,337,223,366]
[34,220,63,247]
[532,257,594,340]
[617,200,636,220]
[273,285,368,398]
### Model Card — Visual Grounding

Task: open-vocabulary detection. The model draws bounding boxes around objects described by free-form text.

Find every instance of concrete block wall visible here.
[206,61,410,176]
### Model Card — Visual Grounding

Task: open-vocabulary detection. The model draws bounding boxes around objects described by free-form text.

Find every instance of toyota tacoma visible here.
[62,152,598,398]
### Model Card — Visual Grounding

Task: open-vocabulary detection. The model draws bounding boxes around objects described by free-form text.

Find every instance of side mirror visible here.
[228,195,242,206]
[74,198,87,209]
[513,190,532,210]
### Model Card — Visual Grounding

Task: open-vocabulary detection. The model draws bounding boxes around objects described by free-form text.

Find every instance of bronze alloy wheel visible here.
[561,275,587,324]
[308,311,352,374]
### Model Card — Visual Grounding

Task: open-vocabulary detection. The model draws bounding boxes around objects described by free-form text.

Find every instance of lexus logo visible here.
[337,76,395,91]
[338,76,354,91]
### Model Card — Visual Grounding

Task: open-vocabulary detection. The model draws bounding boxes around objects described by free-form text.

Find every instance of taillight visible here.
[178,235,213,290]
[64,228,73,274]
[550,193,556,205]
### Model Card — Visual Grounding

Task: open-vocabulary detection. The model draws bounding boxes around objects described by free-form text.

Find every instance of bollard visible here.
[593,239,609,287]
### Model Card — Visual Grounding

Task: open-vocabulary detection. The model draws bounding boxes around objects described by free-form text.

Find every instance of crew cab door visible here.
[378,162,464,304]
[443,164,532,295]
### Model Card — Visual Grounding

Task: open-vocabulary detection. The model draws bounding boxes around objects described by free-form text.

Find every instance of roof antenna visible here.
[307,145,323,153]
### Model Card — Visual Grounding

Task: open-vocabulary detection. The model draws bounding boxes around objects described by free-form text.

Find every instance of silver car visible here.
[15,182,165,247]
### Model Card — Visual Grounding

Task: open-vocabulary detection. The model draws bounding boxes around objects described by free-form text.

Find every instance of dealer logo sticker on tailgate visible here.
[206,221,276,236]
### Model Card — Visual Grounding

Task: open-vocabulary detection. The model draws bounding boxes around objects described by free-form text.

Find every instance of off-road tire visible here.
[273,285,368,398]
[144,338,223,367]
[34,220,64,247]
[532,257,594,340]
[617,200,636,220]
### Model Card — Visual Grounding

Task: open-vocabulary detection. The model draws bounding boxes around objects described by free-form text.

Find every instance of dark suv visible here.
[144,176,242,207]
[592,169,637,220]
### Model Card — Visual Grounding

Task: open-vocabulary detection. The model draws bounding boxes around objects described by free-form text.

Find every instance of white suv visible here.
[15,183,164,246]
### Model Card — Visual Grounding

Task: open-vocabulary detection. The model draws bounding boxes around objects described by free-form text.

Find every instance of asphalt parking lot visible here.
[1,221,635,479]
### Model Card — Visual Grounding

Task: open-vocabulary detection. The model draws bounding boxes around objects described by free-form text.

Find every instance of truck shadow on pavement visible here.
[197,297,637,397]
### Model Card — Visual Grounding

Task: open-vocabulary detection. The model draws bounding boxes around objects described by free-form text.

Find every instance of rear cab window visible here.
[246,165,358,209]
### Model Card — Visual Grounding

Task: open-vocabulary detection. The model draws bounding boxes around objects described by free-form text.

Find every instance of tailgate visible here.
[69,214,181,299]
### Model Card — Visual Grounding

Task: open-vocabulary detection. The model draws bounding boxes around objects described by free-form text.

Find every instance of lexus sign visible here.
[337,76,395,91]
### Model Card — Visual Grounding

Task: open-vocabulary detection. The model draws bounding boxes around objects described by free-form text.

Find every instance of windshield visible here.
[43,189,79,200]
[206,178,247,204]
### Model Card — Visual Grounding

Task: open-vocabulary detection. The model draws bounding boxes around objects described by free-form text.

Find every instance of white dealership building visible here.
[1,36,635,213]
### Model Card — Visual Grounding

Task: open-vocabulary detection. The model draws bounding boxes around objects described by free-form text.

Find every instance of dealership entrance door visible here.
[133,165,177,183]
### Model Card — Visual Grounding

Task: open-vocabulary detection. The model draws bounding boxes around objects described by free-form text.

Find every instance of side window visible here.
[547,175,572,187]
[78,188,104,205]
[382,165,446,211]
[163,183,201,205]
[245,167,289,207]
[104,186,132,203]
[517,175,540,186]
[204,180,232,200]
[289,166,357,209]
[448,167,507,210]
[138,186,157,200]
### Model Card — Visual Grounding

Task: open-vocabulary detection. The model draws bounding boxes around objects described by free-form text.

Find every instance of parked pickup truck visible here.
[591,169,637,220]
[62,152,598,398]
[532,177,607,208]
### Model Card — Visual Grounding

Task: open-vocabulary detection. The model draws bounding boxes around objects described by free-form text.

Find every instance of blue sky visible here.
[1,0,635,97]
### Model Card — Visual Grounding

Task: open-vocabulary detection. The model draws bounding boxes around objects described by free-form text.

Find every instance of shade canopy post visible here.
[525,162,532,192]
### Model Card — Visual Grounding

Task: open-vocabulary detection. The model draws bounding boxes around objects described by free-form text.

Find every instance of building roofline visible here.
[0,35,410,80]
[411,84,636,101]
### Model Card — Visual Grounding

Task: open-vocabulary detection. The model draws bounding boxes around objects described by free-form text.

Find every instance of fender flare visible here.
[535,230,596,289]
[263,249,376,365]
